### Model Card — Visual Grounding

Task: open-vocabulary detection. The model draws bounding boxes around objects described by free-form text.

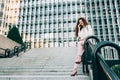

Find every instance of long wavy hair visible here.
[75,17,88,37]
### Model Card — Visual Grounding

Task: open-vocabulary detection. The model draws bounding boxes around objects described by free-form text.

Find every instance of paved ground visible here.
[0,47,90,80]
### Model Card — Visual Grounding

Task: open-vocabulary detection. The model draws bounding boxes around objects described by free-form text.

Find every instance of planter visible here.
[111,64,120,78]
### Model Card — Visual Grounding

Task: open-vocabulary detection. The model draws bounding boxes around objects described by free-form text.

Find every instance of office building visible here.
[2,0,120,48]
[0,0,4,34]
[0,0,20,35]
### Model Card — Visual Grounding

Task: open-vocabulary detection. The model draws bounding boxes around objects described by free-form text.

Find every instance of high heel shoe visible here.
[70,71,77,76]
[75,61,81,64]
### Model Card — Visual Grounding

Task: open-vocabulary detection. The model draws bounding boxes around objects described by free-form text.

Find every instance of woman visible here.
[71,17,94,76]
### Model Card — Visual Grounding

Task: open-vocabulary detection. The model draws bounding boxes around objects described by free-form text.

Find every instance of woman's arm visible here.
[80,25,94,41]
[80,36,87,41]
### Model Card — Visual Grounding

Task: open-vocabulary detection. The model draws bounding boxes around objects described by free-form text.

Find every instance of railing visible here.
[82,36,100,73]
[92,41,120,80]
[0,41,31,58]
[0,48,10,57]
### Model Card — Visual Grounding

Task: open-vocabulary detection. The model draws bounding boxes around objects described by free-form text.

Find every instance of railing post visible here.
[92,52,99,80]
[14,46,19,56]
[5,49,10,57]
[23,42,26,52]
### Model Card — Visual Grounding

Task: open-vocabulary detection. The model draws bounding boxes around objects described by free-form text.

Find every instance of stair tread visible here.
[0,48,90,80]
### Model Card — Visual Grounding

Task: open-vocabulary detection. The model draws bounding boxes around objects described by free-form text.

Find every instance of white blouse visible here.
[78,25,94,38]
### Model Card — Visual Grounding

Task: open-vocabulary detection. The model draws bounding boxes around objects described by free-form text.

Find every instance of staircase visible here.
[0,47,90,80]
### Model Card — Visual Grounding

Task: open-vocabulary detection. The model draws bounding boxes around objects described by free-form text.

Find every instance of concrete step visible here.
[0,75,90,80]
[0,65,83,75]
[0,47,90,80]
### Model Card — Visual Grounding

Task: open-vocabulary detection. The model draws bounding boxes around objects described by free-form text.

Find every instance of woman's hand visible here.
[80,37,86,41]
[80,38,84,41]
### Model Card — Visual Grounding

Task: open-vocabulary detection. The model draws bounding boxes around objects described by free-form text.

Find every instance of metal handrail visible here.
[97,53,119,80]
[0,48,6,50]
[82,35,100,73]
[84,35,100,46]
[93,41,120,80]
[0,48,10,57]
[0,41,30,57]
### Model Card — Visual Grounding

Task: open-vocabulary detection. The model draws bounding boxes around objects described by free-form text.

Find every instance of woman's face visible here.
[79,19,84,27]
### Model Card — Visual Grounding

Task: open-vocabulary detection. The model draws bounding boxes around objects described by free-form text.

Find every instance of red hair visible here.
[75,17,88,37]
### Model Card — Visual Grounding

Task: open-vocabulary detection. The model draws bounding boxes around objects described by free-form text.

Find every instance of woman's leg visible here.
[71,63,78,76]
[71,40,84,76]
[75,40,84,63]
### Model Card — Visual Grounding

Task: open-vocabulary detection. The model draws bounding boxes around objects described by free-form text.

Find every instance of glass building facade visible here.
[0,0,19,35]
[0,0,4,33]
[2,0,120,48]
